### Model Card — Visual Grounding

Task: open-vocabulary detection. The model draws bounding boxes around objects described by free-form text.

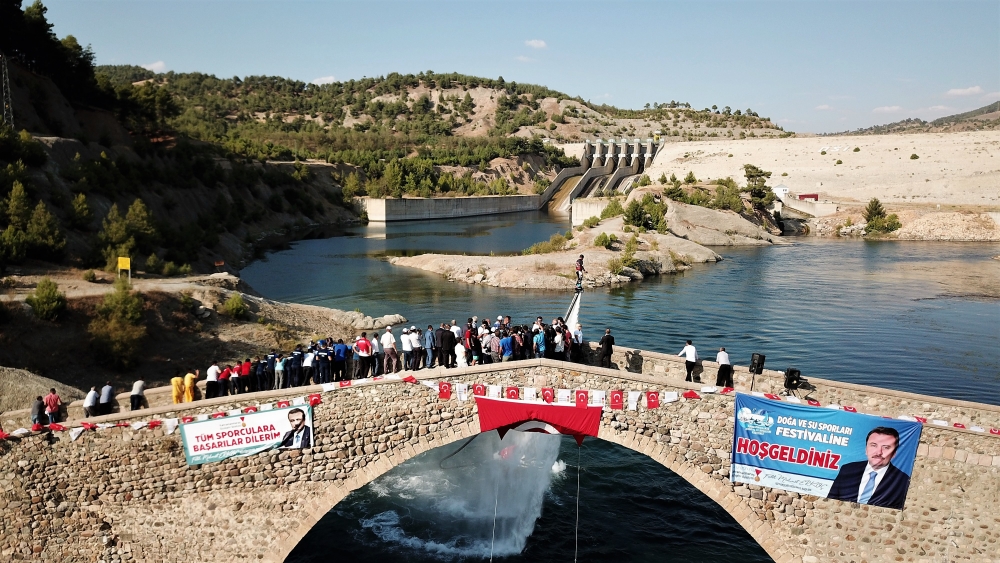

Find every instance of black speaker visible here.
[749,353,765,375]
[784,368,802,390]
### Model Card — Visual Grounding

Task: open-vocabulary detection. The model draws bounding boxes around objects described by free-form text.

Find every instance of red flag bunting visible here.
[339,380,352,387]
[48,423,67,431]
[610,390,624,410]
[914,416,927,423]
[646,391,660,409]
[81,422,97,431]
[243,406,259,414]
[720,387,735,395]
[473,384,487,396]
[276,400,291,408]
[807,399,821,406]
[147,420,163,429]
[181,416,195,424]
[541,387,555,403]
[115,421,130,428]
[439,382,452,400]
[506,386,520,400]
[308,394,322,407]
[210,412,226,419]
[575,390,589,408]
[683,390,701,400]
[0,430,9,440]
[764,393,781,400]
[842,406,857,413]
[402,375,418,384]
[31,423,42,432]
[990,428,1000,435]
[953,423,966,429]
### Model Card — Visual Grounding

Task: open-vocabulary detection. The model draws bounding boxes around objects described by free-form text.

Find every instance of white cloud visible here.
[515,56,535,63]
[872,105,902,114]
[815,104,831,110]
[142,61,166,73]
[927,105,952,111]
[311,76,336,85]
[983,91,1000,101]
[945,86,983,97]
[524,39,547,49]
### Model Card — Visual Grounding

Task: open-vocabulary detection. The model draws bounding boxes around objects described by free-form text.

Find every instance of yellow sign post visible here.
[117,257,131,281]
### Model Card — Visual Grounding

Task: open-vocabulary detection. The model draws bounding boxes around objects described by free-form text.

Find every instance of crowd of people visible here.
[164,313,600,404]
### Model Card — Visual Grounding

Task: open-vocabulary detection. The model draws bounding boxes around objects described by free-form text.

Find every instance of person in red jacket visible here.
[219,364,232,396]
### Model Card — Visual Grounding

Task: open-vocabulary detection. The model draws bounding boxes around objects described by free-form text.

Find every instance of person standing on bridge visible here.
[575,254,586,288]
[598,328,615,368]
[84,386,100,416]
[424,325,436,369]
[678,340,699,382]
[99,381,115,415]
[715,347,733,388]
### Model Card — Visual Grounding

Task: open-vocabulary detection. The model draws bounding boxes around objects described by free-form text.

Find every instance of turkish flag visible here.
[48,423,66,431]
[990,428,1000,435]
[403,375,418,384]
[610,390,624,410]
[181,416,195,424]
[646,391,659,409]
[339,380,352,388]
[541,387,555,403]
[914,416,927,423]
[473,384,486,396]
[807,399,821,406]
[439,382,452,400]
[842,406,857,413]
[243,405,259,413]
[683,390,701,400]
[81,422,97,430]
[31,423,42,432]
[147,420,163,429]
[276,400,291,408]
[575,390,589,408]
[211,412,226,419]
[308,394,322,407]
[720,387,735,395]
[506,387,520,400]
[953,422,966,429]
[764,393,781,400]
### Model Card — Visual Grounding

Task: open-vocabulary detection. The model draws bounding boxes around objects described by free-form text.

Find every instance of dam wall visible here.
[361,195,542,222]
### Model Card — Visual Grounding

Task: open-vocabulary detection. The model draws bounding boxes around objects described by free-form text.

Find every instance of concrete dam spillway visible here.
[551,137,659,212]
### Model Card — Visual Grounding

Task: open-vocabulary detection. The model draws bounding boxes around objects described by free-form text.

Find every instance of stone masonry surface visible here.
[2,352,999,563]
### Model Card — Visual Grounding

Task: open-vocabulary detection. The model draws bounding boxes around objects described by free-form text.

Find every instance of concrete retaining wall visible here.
[780,196,839,217]
[362,195,542,222]
[572,198,613,226]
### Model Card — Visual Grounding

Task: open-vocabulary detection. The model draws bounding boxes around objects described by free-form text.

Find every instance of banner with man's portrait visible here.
[731,394,921,509]
[180,405,314,465]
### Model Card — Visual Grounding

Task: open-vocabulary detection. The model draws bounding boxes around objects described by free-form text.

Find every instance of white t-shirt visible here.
[206,365,221,382]
[84,390,99,407]
[679,345,698,362]
[717,350,730,365]
[370,337,381,354]
[573,329,583,344]
[401,334,413,352]
[131,380,145,396]
[455,343,468,366]
[381,332,397,350]
[451,325,462,340]
[303,352,315,367]
[410,332,421,349]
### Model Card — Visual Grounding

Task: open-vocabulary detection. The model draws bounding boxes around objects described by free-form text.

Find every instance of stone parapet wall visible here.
[2,360,999,562]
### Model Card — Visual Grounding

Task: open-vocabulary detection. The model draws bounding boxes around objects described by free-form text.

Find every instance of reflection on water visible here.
[242,213,1000,405]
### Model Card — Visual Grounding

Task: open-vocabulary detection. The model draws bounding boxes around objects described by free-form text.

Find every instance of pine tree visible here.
[863,198,886,222]
[6,181,31,230]
[70,192,92,228]
[26,200,66,259]
[124,198,157,251]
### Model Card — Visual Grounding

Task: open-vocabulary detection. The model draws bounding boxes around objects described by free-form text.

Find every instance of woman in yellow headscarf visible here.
[183,369,198,402]
[170,371,185,404]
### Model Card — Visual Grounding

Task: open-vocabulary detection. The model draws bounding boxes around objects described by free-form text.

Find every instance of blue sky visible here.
[43,0,999,133]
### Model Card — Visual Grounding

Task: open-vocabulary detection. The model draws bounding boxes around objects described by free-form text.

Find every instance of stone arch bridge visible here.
[2,349,1000,563]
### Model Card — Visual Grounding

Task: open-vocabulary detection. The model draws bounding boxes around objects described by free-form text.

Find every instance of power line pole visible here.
[1,51,13,128]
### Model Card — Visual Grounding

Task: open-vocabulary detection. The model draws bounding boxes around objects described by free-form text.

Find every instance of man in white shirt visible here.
[205,361,221,399]
[450,320,462,341]
[302,349,315,385]
[381,327,399,374]
[571,323,584,363]
[715,347,733,388]
[678,340,699,382]
[409,326,422,370]
[400,328,413,371]
[83,386,99,418]
[99,382,115,415]
[369,332,382,376]
[130,379,146,411]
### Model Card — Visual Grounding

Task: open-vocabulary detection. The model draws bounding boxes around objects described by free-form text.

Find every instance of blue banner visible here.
[731,394,921,509]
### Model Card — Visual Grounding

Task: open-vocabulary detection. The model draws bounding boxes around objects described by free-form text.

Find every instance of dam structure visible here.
[2,344,998,563]
[362,138,659,222]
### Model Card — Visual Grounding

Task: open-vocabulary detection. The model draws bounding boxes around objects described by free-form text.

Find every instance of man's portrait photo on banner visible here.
[279,407,312,449]
[827,426,910,509]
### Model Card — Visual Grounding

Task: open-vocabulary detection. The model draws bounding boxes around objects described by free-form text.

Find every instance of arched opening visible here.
[284,434,774,562]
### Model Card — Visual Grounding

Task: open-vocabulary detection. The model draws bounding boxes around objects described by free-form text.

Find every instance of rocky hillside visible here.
[825,101,1000,136]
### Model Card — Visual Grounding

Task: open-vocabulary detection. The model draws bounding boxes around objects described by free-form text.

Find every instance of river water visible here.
[241,211,1000,562]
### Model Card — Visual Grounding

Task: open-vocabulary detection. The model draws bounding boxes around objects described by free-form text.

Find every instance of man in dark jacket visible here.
[827,427,910,510]
[440,324,457,368]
